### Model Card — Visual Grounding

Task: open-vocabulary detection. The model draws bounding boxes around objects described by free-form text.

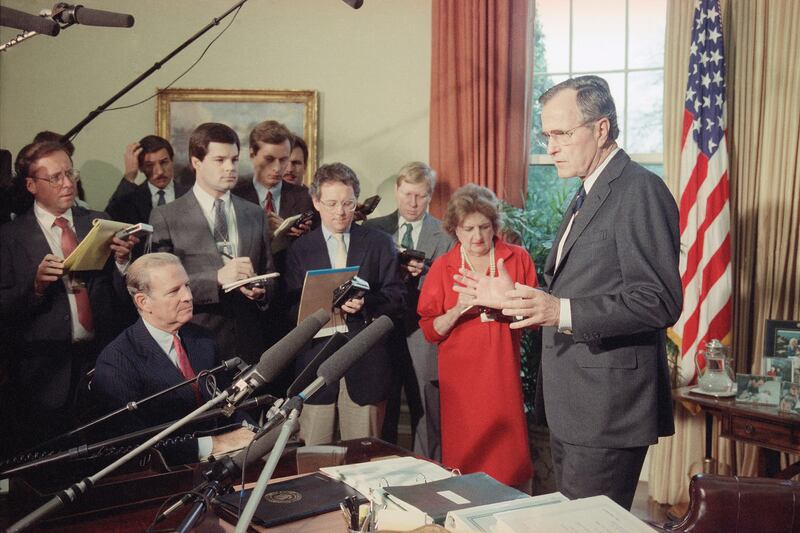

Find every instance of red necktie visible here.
[53,217,94,332]
[173,334,203,406]
[265,191,275,214]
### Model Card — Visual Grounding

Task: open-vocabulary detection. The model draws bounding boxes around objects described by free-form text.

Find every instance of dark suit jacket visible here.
[92,319,234,465]
[535,149,683,449]
[0,206,126,409]
[365,211,453,334]
[284,223,405,405]
[105,178,190,225]
[232,179,313,220]
[149,190,275,364]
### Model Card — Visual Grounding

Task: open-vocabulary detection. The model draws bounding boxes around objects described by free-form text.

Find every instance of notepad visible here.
[63,218,135,272]
[221,272,280,293]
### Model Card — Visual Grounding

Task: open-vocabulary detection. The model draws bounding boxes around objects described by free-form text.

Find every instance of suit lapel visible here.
[134,184,152,222]
[231,195,254,259]
[72,207,95,239]
[551,150,628,281]
[417,213,440,259]
[347,223,367,269]
[18,210,53,261]
[183,192,224,266]
[131,319,188,389]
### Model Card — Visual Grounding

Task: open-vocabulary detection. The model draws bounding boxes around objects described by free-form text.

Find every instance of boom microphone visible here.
[256,316,393,436]
[0,6,60,36]
[50,3,134,28]
[286,332,348,398]
[318,315,394,385]
[223,308,330,414]
[341,0,365,9]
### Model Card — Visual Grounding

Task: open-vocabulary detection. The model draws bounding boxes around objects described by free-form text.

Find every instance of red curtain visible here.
[429,0,533,216]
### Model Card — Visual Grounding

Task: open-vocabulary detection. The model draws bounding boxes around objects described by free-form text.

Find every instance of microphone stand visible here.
[27,358,243,455]
[233,406,302,533]
[61,0,249,141]
[7,391,233,533]
[0,393,276,478]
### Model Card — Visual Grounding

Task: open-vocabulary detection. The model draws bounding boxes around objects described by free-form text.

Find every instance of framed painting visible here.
[156,88,318,186]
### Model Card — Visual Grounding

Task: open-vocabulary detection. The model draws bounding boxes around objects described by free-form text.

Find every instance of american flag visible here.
[670,0,732,385]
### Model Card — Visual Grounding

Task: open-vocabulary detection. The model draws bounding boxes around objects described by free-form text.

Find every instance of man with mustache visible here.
[105,135,189,227]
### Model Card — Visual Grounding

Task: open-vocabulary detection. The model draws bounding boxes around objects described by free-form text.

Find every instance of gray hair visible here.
[125,252,183,299]
[396,161,437,194]
[538,75,619,142]
[309,162,360,200]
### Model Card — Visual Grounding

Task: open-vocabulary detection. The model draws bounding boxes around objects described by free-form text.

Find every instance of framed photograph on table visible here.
[156,88,318,186]
[764,319,800,358]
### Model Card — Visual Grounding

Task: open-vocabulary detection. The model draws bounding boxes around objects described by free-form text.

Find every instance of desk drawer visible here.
[727,416,796,451]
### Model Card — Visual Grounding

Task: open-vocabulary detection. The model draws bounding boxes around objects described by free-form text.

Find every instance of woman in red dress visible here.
[418,184,537,489]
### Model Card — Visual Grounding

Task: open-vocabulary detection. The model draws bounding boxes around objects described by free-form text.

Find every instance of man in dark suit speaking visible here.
[92,253,254,465]
[455,76,682,509]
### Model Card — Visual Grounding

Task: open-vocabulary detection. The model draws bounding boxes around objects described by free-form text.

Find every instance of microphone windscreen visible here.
[342,0,365,8]
[286,333,348,397]
[318,315,393,385]
[0,6,60,36]
[74,6,134,28]
[253,308,330,383]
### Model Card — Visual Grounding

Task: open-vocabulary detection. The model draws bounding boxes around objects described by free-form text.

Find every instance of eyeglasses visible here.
[319,199,357,212]
[34,169,81,188]
[536,120,596,149]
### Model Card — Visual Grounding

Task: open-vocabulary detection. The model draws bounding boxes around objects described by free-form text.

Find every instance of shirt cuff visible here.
[197,436,213,460]
[558,298,573,335]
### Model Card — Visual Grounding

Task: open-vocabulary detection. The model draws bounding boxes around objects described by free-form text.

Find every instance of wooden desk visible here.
[0,438,409,532]
[673,386,800,479]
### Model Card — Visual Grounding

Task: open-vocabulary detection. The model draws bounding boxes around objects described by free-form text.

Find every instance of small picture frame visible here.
[763,319,800,358]
[763,357,795,382]
[778,382,800,414]
[735,374,780,406]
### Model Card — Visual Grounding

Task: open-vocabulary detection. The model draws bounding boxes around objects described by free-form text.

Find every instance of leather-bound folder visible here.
[382,472,529,525]
[214,472,366,528]
[297,266,360,338]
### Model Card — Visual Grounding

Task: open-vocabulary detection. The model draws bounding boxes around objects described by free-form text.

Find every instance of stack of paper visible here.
[319,456,454,502]
[445,491,568,532]
[495,495,654,533]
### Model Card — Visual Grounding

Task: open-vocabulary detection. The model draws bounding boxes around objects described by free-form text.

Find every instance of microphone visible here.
[50,3,134,28]
[222,308,330,415]
[342,0,365,8]
[256,316,393,436]
[0,6,60,36]
[286,332,348,398]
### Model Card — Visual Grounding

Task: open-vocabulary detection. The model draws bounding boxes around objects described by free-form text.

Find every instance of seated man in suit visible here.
[149,123,275,365]
[365,162,453,459]
[233,120,314,239]
[285,163,405,445]
[92,253,255,465]
[0,140,136,456]
[283,135,309,186]
[105,135,189,226]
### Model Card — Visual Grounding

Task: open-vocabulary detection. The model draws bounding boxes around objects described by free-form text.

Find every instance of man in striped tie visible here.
[0,140,136,456]
[92,253,255,465]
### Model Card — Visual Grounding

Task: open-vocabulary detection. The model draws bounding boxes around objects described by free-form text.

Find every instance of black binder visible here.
[382,472,529,525]
[214,472,366,527]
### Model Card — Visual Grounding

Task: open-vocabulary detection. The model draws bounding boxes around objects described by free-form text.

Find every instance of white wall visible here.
[0,0,432,215]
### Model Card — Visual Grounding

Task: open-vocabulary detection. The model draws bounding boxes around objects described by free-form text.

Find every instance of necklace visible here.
[460,242,496,276]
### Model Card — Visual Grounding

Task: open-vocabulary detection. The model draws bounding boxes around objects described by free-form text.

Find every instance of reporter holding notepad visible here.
[0,140,136,456]
[149,123,275,366]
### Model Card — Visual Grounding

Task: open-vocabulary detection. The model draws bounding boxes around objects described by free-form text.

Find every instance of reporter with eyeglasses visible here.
[284,163,405,445]
[0,140,136,457]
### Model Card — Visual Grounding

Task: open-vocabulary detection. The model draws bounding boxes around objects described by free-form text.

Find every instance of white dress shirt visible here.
[192,185,240,260]
[147,181,176,207]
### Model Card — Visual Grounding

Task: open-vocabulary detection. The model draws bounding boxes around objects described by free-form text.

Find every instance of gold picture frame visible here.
[156,88,318,185]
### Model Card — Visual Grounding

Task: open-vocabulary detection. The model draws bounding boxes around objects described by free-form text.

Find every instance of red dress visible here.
[418,239,538,487]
